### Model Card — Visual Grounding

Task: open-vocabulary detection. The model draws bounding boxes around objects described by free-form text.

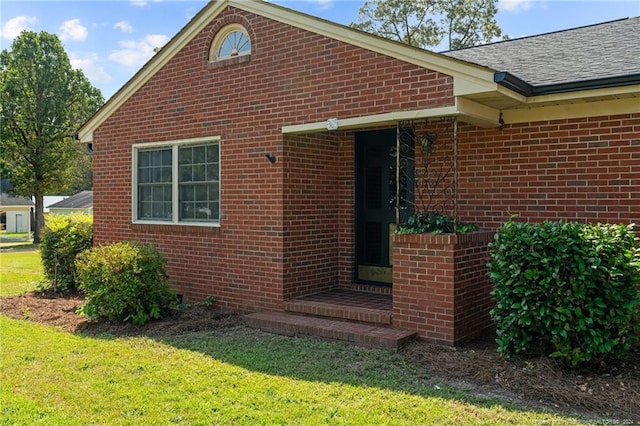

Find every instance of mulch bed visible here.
[1,291,638,422]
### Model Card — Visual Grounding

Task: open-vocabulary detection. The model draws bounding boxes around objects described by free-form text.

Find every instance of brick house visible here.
[78,1,639,346]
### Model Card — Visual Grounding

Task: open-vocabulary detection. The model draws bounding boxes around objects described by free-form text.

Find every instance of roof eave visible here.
[495,71,640,97]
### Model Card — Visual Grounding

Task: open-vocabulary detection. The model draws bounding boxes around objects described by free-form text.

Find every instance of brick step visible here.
[284,299,392,325]
[245,311,417,351]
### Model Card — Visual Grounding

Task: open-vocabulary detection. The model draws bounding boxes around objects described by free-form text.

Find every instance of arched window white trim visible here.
[210,24,251,61]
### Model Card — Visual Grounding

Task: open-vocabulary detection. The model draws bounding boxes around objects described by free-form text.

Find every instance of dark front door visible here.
[355,128,414,284]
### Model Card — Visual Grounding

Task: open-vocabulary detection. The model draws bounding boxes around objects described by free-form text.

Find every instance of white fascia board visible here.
[282,106,458,134]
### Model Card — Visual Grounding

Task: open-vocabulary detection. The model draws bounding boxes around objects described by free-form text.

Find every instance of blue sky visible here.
[2,0,639,100]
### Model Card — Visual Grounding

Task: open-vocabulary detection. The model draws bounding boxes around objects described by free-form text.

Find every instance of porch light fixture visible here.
[326,118,339,130]
[265,153,276,164]
[420,132,437,153]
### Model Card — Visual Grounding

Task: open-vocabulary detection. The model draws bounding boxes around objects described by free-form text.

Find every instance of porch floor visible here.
[285,288,392,325]
[291,288,392,310]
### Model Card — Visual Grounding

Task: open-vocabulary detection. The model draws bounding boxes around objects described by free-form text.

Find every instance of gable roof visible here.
[77,0,639,139]
[443,17,640,95]
[76,0,500,141]
[0,193,34,207]
[48,190,93,210]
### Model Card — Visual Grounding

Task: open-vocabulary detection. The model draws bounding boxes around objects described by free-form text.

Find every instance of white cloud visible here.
[108,34,169,67]
[114,21,133,33]
[70,53,112,84]
[314,0,333,10]
[498,0,533,12]
[59,19,88,41]
[130,0,163,7]
[1,16,37,40]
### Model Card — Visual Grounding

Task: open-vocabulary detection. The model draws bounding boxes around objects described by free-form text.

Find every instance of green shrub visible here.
[40,214,93,292]
[76,242,178,325]
[488,221,640,366]
[397,211,478,234]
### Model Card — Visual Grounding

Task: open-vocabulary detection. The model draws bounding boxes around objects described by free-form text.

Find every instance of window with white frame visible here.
[133,137,220,225]
[210,23,251,61]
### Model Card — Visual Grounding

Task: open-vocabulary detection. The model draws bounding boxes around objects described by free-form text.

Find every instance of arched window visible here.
[210,24,251,61]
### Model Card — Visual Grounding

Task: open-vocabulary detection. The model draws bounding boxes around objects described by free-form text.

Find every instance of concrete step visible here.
[285,299,392,325]
[245,311,416,351]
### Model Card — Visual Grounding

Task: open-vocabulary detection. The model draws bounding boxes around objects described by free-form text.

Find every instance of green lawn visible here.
[0,250,589,425]
[0,247,42,296]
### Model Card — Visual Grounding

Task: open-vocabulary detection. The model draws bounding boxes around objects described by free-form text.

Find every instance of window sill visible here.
[132,221,221,235]
[209,54,251,69]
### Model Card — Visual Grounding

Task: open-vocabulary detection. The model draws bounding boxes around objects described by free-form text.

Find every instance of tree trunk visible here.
[33,193,45,244]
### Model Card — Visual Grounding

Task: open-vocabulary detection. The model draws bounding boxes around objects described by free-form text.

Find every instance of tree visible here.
[441,0,503,50]
[350,0,504,51]
[0,31,103,243]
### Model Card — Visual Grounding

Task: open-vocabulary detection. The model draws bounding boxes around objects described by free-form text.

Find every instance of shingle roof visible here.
[48,190,93,209]
[442,17,640,87]
[0,193,35,207]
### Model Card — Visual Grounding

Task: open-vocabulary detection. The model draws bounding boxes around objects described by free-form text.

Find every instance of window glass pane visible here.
[178,146,191,164]
[211,202,220,220]
[139,151,150,167]
[139,186,152,202]
[161,165,172,183]
[207,145,219,163]
[181,202,193,220]
[207,164,219,181]
[181,185,195,202]
[192,146,206,163]
[195,203,211,219]
[193,164,206,182]
[152,202,164,218]
[162,184,172,202]
[179,165,191,182]
[139,168,150,184]
[218,31,250,58]
[151,167,161,182]
[195,184,208,200]
[139,202,152,219]
[162,149,172,165]
[150,151,162,167]
[208,183,219,199]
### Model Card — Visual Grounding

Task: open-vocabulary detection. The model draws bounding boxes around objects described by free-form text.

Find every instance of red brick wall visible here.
[91,7,452,308]
[451,232,495,342]
[392,231,494,344]
[282,132,347,299]
[392,233,455,344]
[457,114,640,229]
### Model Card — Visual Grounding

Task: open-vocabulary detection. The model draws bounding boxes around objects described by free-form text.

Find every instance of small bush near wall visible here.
[76,242,178,325]
[397,211,478,234]
[40,214,93,292]
[488,221,640,366]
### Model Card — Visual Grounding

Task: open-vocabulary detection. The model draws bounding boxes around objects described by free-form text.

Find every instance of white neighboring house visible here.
[0,193,34,234]
[47,191,93,216]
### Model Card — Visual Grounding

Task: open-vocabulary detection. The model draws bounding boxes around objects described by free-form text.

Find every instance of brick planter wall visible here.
[392,230,495,345]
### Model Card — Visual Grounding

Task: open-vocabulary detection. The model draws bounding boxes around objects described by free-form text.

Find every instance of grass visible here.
[0,318,587,425]
[0,250,590,425]
[0,247,42,296]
